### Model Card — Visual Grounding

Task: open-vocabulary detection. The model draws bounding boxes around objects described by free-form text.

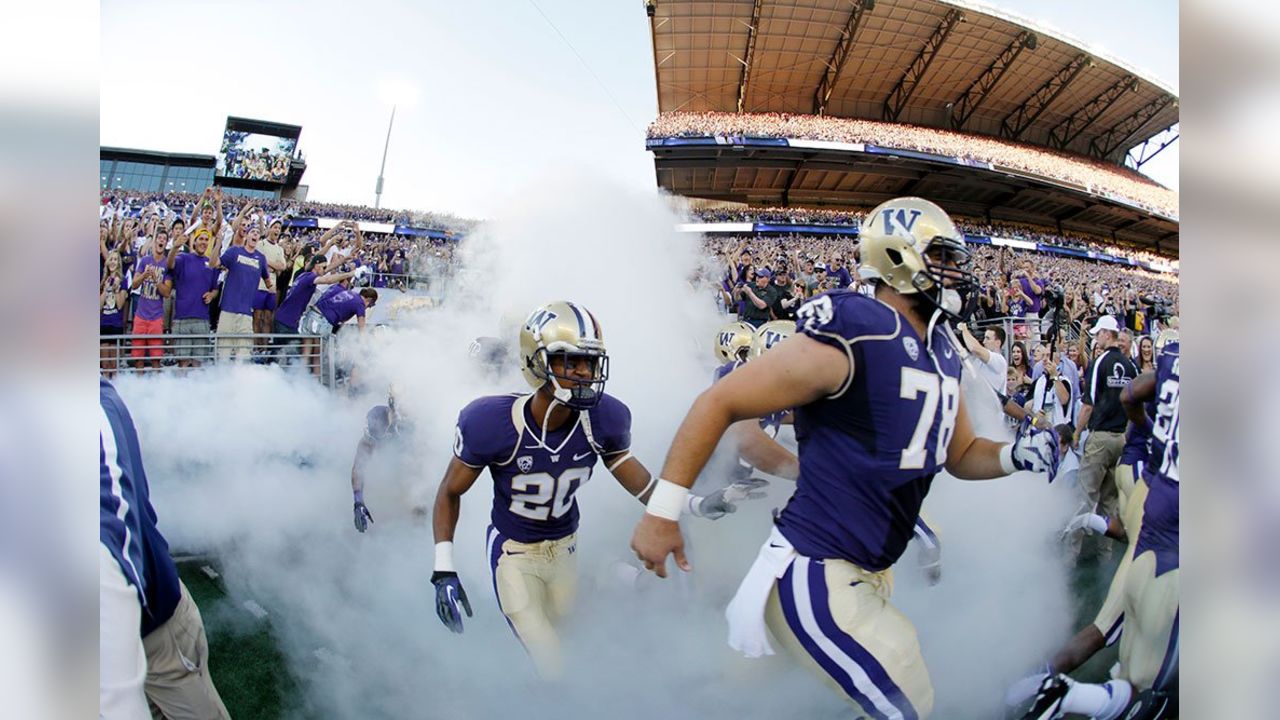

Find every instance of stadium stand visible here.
[650,112,1177,219]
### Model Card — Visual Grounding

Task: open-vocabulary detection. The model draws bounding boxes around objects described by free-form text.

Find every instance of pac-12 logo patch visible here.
[517,456,534,473]
[902,336,920,361]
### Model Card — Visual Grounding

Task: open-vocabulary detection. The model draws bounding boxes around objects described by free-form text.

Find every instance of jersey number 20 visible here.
[509,468,592,521]
[899,367,959,470]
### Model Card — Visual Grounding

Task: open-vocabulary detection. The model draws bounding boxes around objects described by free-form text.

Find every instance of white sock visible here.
[1062,679,1132,719]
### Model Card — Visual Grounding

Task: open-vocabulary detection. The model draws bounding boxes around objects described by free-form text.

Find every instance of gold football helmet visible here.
[1154,328,1179,353]
[750,320,794,359]
[858,196,977,319]
[519,301,609,409]
[714,321,755,363]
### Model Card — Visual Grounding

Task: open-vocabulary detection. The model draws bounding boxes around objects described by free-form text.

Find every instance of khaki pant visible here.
[216,311,253,362]
[487,526,578,680]
[1068,430,1125,559]
[765,556,933,719]
[142,581,230,720]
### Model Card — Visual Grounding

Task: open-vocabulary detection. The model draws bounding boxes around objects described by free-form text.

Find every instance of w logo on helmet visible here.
[880,208,923,237]
[524,309,558,337]
[763,330,785,349]
[718,331,735,347]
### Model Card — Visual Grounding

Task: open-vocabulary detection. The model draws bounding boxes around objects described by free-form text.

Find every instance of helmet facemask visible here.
[912,237,979,323]
[534,346,609,410]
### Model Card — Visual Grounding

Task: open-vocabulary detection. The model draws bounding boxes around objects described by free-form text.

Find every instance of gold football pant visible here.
[765,555,933,719]
[1092,461,1150,644]
[486,525,578,680]
[1118,550,1179,691]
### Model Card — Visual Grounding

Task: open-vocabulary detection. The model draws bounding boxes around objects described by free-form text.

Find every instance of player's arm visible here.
[350,436,376,532]
[728,420,799,480]
[431,457,481,632]
[1121,370,1156,426]
[606,452,655,502]
[945,391,1058,480]
[631,334,847,577]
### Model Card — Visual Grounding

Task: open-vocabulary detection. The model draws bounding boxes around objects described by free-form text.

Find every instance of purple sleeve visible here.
[259,254,269,281]
[219,247,235,268]
[795,291,868,351]
[453,397,516,467]
[589,395,632,454]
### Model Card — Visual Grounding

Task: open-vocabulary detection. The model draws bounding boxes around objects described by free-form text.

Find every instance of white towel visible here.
[725,526,797,658]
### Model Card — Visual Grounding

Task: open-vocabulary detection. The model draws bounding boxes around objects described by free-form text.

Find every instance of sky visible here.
[100,0,1178,219]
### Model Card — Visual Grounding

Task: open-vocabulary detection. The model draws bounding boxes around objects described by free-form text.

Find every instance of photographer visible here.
[736,268,780,328]
[770,269,804,321]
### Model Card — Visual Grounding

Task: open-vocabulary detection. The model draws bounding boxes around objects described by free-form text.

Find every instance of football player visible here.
[430,301,758,679]
[712,320,754,379]
[630,197,1060,718]
[732,321,945,586]
[350,388,415,532]
[1021,339,1180,720]
[1009,332,1180,706]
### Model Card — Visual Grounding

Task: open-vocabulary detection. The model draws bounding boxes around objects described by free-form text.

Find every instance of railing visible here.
[98,333,337,386]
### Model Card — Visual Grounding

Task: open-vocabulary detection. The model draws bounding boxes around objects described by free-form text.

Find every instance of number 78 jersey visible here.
[454,393,632,543]
[778,291,963,571]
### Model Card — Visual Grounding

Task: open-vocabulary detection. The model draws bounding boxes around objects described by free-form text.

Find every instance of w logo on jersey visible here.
[880,207,923,237]
[524,309,558,337]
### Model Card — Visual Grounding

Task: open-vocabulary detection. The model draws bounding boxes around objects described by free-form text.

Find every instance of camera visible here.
[1042,285,1065,307]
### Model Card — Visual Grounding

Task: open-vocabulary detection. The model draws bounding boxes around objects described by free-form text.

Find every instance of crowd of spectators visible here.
[98,187,462,374]
[650,111,1178,218]
[688,207,1177,268]
[698,233,1178,342]
[103,188,479,234]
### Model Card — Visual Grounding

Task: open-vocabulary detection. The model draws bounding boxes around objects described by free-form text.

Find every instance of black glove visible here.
[431,571,473,634]
[353,501,373,533]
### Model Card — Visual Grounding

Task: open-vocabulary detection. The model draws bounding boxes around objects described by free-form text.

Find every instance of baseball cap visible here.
[1088,316,1119,335]
[756,268,772,279]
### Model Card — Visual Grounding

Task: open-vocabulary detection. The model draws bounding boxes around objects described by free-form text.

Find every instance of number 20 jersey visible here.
[453,392,632,543]
[777,291,963,572]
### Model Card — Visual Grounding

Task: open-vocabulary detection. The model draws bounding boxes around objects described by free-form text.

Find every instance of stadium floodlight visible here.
[374,79,421,209]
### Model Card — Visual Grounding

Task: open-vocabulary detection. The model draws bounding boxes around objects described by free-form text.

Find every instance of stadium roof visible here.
[648,0,1179,163]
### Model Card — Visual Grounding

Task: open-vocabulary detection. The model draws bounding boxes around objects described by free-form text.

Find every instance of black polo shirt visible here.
[1082,346,1137,432]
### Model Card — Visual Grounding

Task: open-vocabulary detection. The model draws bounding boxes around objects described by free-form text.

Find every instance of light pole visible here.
[375,104,396,209]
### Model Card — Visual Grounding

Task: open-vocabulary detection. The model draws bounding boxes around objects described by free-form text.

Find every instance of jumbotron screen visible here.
[215,117,301,184]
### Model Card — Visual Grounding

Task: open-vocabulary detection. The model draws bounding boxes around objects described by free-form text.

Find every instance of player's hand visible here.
[431,571,472,634]
[1011,418,1060,481]
[917,547,942,586]
[1060,512,1108,540]
[353,501,373,533]
[691,478,770,519]
[630,514,688,578]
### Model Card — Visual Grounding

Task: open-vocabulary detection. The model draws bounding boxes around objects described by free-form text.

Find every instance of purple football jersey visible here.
[454,392,631,543]
[1136,341,1179,576]
[776,290,963,571]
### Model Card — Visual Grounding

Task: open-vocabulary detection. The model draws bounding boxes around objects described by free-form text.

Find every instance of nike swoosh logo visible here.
[768,542,786,549]
[572,451,594,462]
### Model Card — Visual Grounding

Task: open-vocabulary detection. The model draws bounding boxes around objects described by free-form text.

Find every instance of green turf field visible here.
[181,543,1123,719]
[178,560,303,719]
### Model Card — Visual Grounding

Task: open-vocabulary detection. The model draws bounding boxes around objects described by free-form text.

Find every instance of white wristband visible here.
[999,444,1016,475]
[645,479,689,521]
[434,541,456,573]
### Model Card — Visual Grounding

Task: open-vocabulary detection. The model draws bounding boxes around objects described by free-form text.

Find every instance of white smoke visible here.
[115,176,1078,719]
